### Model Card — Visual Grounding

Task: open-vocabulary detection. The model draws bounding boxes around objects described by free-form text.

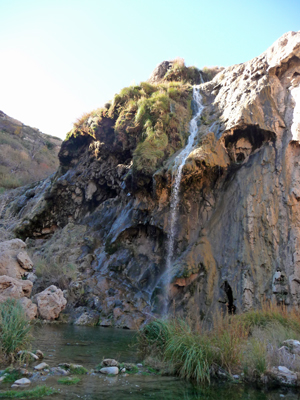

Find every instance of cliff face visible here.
[3,31,300,327]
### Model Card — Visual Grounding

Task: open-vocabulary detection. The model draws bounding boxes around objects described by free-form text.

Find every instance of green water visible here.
[1,325,299,399]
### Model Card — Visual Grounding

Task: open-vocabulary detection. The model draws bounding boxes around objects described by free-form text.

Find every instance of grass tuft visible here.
[138,302,300,385]
[0,385,57,398]
[57,377,80,385]
[0,299,32,362]
[68,365,88,375]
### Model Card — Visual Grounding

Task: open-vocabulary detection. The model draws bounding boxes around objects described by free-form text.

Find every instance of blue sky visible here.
[0,0,299,139]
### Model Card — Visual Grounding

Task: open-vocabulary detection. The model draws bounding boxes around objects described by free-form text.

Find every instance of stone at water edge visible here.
[17,350,39,361]
[11,378,31,388]
[49,367,70,376]
[34,362,49,371]
[101,359,119,367]
[36,350,44,359]
[74,310,100,326]
[99,367,119,375]
[266,366,298,386]
[33,285,67,320]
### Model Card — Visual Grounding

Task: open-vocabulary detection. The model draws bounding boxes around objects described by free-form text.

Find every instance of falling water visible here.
[162,86,204,315]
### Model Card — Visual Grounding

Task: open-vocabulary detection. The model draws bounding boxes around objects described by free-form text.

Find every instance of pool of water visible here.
[0,325,299,400]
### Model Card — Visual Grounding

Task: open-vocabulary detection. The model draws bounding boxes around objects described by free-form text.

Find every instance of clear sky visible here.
[0,0,299,140]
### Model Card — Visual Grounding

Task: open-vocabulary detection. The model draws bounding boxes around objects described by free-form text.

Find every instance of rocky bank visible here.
[1,31,300,328]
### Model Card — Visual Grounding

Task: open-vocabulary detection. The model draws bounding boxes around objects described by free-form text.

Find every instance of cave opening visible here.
[223,281,236,314]
[224,125,275,164]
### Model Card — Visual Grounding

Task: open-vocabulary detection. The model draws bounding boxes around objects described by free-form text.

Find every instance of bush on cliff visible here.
[66,80,193,176]
[138,303,300,385]
[0,299,32,362]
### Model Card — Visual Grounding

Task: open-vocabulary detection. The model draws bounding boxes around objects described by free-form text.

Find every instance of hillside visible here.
[0,111,61,191]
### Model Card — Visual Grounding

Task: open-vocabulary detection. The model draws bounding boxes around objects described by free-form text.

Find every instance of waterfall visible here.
[162,86,204,315]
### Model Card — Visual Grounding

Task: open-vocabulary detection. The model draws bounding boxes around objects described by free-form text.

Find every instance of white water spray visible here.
[162,86,204,315]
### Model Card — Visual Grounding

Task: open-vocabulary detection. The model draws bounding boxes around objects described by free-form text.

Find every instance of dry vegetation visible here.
[138,302,300,385]
[0,128,61,191]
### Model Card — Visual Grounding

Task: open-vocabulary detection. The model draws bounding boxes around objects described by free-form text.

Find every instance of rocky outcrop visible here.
[0,275,33,300]
[1,31,300,326]
[19,297,38,320]
[0,275,37,319]
[33,285,67,320]
[0,239,33,279]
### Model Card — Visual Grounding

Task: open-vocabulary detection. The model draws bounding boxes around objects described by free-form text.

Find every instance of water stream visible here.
[0,325,295,400]
[163,86,204,314]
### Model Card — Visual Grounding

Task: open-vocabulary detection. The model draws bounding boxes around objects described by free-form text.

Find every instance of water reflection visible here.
[12,325,298,400]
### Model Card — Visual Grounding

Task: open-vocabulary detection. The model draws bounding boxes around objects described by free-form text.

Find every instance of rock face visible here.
[0,239,33,279]
[0,275,32,300]
[33,285,67,320]
[2,31,300,326]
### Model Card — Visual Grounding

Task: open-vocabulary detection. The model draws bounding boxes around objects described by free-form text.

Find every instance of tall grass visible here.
[138,303,300,385]
[0,299,32,362]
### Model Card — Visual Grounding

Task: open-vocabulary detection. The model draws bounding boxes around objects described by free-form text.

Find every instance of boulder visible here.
[267,366,298,386]
[34,285,67,320]
[0,239,31,279]
[283,340,300,355]
[49,367,69,376]
[36,350,44,359]
[102,359,119,367]
[99,367,119,375]
[74,310,100,326]
[11,378,31,388]
[17,350,39,361]
[19,297,37,320]
[0,275,33,301]
[148,60,172,83]
[34,362,49,371]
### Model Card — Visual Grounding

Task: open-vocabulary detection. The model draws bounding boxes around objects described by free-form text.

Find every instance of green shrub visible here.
[138,319,171,357]
[0,299,32,362]
[66,79,192,178]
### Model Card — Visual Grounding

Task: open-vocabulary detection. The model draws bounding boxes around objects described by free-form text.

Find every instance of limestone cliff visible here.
[1,31,300,327]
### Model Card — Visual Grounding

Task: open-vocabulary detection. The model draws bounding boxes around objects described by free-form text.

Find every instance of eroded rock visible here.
[0,275,32,301]
[0,239,31,279]
[34,285,67,320]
